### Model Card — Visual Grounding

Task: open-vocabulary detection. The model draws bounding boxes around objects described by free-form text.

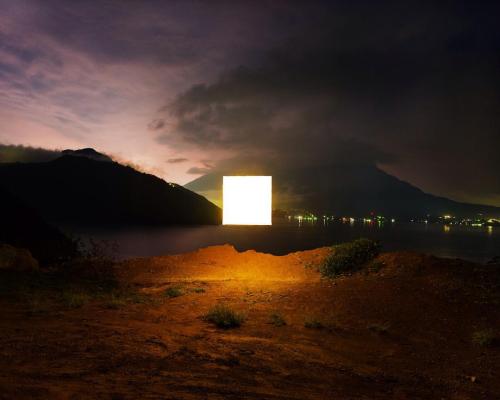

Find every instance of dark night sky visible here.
[0,1,499,206]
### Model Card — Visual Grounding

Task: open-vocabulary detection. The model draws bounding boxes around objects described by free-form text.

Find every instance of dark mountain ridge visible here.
[0,186,76,263]
[185,164,500,218]
[0,152,221,226]
[61,148,113,162]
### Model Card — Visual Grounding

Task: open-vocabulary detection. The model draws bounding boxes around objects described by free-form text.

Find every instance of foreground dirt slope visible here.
[1,245,499,399]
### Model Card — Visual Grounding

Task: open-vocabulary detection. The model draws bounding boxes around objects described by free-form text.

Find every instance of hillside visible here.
[0,186,75,263]
[0,151,221,226]
[0,245,499,398]
[186,164,500,218]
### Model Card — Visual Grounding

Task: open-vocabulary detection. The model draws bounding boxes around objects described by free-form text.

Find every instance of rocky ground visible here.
[1,245,499,399]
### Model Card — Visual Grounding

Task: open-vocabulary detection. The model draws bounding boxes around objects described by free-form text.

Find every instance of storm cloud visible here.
[158,1,500,205]
[1,1,499,205]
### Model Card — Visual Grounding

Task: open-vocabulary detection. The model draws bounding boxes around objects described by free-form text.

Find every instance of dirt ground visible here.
[1,245,499,399]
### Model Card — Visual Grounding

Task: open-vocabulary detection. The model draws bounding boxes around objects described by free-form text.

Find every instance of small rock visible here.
[0,244,39,272]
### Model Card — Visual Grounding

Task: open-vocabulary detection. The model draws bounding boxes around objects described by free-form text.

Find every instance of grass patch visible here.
[304,317,324,329]
[320,238,381,278]
[164,286,184,298]
[367,260,385,273]
[105,293,129,309]
[0,248,160,312]
[61,290,89,308]
[104,289,153,309]
[192,287,206,293]
[269,312,287,327]
[204,304,245,329]
[472,329,496,347]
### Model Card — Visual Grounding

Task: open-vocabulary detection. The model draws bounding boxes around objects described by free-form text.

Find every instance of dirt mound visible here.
[118,244,331,286]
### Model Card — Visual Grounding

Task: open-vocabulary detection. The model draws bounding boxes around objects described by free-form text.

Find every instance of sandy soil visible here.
[1,245,499,399]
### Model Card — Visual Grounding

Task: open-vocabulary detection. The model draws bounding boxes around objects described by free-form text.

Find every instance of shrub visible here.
[472,329,496,347]
[269,312,287,327]
[164,286,184,298]
[192,287,206,293]
[319,238,381,278]
[304,317,324,329]
[204,304,245,329]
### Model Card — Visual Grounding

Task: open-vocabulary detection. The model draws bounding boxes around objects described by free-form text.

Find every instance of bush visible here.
[319,238,381,278]
[304,317,324,329]
[269,312,287,327]
[204,304,245,329]
[164,286,184,298]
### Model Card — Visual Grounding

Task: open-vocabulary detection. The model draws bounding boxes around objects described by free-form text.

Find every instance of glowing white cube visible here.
[223,176,272,225]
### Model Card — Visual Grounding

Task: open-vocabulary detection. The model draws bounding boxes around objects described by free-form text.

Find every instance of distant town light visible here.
[222,176,272,225]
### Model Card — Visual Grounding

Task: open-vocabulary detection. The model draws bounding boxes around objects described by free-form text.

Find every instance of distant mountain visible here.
[0,149,221,226]
[185,164,500,218]
[0,186,76,263]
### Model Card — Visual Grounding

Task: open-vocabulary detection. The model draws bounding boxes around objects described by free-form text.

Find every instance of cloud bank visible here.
[157,1,500,205]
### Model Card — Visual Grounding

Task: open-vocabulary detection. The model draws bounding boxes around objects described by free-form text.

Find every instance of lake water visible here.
[65,220,500,263]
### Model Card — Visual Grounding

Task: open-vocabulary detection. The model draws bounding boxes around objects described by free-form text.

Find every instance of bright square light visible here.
[223,176,272,225]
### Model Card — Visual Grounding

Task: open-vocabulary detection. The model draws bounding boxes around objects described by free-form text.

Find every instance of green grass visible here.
[164,286,184,298]
[204,304,245,329]
[192,287,206,293]
[320,238,381,278]
[304,317,324,329]
[472,329,496,347]
[269,312,287,327]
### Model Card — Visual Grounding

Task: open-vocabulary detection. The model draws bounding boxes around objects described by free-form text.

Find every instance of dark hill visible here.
[0,153,221,226]
[185,164,500,218]
[61,148,113,162]
[0,186,76,263]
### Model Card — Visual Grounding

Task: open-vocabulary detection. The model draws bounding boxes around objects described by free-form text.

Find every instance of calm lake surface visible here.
[65,220,500,263]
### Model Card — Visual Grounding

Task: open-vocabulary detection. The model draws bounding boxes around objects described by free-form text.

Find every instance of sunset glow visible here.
[223,176,272,225]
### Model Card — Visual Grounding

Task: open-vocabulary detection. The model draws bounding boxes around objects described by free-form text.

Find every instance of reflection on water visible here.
[65,219,500,263]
